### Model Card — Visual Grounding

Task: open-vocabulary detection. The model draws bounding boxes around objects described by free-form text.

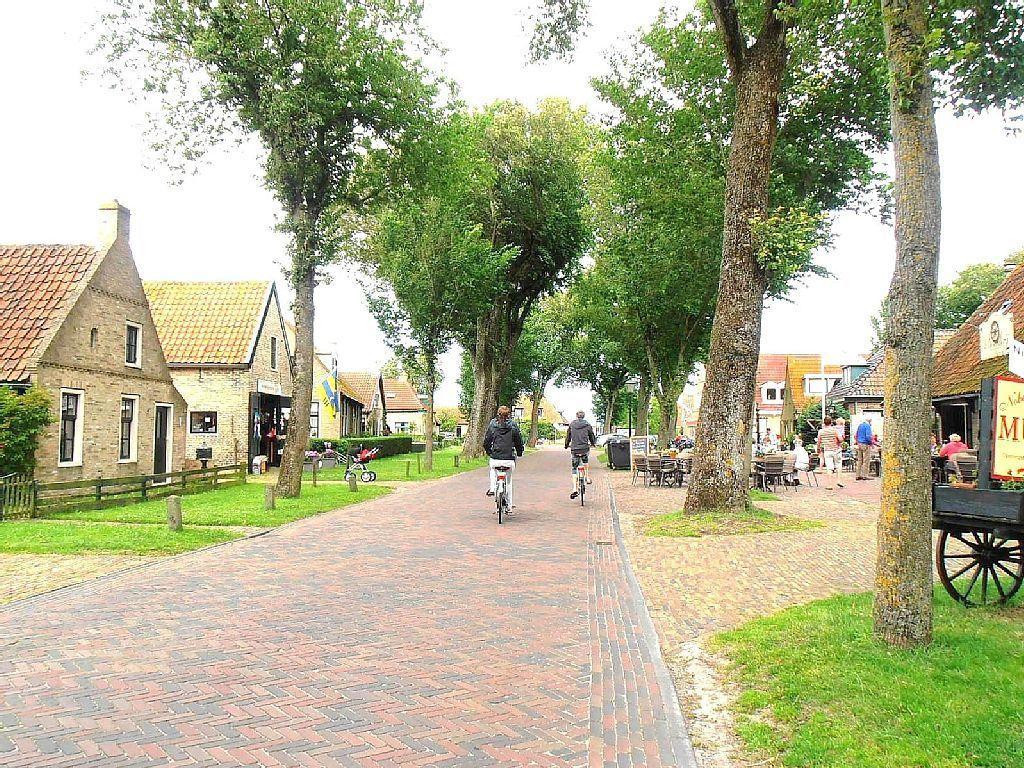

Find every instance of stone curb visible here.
[608,483,698,767]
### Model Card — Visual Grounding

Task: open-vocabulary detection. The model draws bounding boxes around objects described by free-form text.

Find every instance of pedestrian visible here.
[817,416,844,488]
[854,417,874,480]
[835,416,846,443]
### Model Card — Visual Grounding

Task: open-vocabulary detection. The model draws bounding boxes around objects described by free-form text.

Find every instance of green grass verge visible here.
[42,482,391,527]
[0,520,240,555]
[308,446,489,482]
[644,504,817,538]
[712,590,1024,767]
[749,488,779,502]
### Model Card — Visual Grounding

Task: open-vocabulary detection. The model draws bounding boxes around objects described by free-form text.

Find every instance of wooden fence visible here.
[0,464,246,519]
[0,474,35,520]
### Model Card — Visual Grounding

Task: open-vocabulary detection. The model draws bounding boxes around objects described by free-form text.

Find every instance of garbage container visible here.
[607,436,631,470]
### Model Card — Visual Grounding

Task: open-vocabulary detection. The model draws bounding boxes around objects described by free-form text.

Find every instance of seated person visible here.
[940,434,974,481]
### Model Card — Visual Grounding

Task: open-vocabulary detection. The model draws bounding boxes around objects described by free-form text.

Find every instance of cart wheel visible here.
[360,471,373,483]
[936,530,1024,606]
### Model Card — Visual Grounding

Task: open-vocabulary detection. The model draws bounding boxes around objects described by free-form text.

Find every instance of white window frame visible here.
[118,394,140,463]
[270,336,279,371]
[310,400,320,438]
[58,388,85,468]
[189,410,218,435]
[125,321,142,368]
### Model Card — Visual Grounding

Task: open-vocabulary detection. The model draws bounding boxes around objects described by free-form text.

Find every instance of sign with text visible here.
[992,375,1024,479]
[1010,338,1024,378]
[630,435,652,464]
[979,310,1013,361]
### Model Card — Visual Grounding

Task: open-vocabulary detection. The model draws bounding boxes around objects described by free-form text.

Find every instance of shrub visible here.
[308,435,413,458]
[0,386,53,476]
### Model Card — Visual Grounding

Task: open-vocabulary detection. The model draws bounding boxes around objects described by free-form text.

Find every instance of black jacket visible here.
[565,418,597,455]
[483,419,525,460]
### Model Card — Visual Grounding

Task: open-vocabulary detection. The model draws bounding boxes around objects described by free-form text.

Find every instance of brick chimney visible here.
[98,200,130,246]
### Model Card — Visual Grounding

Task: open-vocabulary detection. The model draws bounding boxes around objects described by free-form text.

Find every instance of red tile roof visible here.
[832,330,956,401]
[339,372,381,410]
[383,378,424,412]
[933,264,1024,397]
[144,281,271,365]
[0,244,100,382]
[755,354,788,410]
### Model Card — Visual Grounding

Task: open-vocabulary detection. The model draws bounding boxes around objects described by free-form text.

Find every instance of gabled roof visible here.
[832,330,956,401]
[755,354,788,411]
[313,354,363,403]
[144,281,274,366]
[339,371,382,410]
[383,378,425,412]
[933,264,1024,397]
[786,355,842,411]
[0,244,101,382]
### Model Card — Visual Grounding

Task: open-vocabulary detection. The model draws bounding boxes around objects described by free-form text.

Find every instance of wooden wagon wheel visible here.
[936,530,1024,606]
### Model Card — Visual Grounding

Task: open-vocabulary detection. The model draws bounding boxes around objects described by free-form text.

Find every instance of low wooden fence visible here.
[0,474,35,520]
[0,463,246,519]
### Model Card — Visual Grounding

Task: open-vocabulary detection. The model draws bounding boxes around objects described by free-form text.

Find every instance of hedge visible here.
[308,435,413,458]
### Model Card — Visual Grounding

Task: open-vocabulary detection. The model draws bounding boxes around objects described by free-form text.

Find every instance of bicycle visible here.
[574,459,588,506]
[493,462,513,523]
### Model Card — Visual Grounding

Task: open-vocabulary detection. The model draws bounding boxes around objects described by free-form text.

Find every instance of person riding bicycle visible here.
[483,406,525,507]
[565,410,597,499]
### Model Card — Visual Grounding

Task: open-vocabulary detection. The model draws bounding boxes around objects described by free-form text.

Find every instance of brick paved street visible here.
[0,553,147,606]
[0,449,693,767]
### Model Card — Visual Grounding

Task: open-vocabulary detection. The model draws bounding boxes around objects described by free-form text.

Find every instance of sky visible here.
[2,1,1023,419]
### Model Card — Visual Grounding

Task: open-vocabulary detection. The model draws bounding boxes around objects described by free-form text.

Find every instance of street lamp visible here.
[625,375,641,437]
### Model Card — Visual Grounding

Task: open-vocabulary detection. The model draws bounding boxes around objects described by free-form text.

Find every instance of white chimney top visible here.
[98,200,130,246]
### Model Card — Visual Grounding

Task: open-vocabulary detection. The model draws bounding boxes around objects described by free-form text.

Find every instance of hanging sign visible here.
[991,375,1024,479]
[979,310,1013,361]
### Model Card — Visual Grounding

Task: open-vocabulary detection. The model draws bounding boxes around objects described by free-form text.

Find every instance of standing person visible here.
[817,416,844,488]
[854,417,874,480]
[565,410,597,499]
[835,417,846,443]
[483,406,524,507]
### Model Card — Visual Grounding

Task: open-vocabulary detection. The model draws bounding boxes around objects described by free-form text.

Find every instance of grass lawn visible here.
[643,490,816,538]
[43,482,391,527]
[713,590,1024,767]
[308,445,489,482]
[0,520,240,555]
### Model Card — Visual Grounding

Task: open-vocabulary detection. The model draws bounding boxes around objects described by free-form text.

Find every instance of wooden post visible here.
[416,454,421,474]
[95,478,102,503]
[978,378,994,490]
[264,485,276,510]
[239,462,247,484]
[348,475,358,492]
[31,481,37,518]
[141,477,149,501]
[405,461,411,478]
[312,459,318,487]
[454,454,460,468]
[167,495,182,531]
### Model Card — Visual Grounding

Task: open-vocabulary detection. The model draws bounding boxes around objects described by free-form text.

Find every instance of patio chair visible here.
[779,454,797,491]
[632,456,650,486]
[759,455,786,493]
[648,457,668,487]
[659,458,679,487]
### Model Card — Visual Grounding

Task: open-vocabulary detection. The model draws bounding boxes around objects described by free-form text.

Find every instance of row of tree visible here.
[100,0,1024,649]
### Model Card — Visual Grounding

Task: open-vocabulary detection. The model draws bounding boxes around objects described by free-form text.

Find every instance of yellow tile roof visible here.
[144,281,272,365]
[786,355,842,410]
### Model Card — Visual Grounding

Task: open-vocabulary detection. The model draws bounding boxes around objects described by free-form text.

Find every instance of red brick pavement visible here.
[0,449,692,767]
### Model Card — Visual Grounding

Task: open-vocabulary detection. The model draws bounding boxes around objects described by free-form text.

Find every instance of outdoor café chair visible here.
[759,455,786,493]
[632,456,650,486]
[780,454,797,491]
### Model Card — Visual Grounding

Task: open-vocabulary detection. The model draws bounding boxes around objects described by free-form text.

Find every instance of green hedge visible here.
[308,435,413,458]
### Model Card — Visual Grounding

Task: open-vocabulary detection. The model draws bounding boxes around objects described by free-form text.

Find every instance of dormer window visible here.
[125,322,142,368]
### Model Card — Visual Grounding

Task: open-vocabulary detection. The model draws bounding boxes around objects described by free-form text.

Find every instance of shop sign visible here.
[257,379,282,396]
[992,375,1024,479]
[979,310,1013,361]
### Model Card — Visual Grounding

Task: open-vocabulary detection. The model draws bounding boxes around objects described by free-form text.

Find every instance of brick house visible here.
[383,378,427,435]
[145,280,294,470]
[779,355,843,438]
[753,354,788,442]
[339,372,387,435]
[0,201,187,481]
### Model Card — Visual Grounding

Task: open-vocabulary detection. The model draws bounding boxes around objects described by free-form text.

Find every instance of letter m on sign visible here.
[999,415,1020,441]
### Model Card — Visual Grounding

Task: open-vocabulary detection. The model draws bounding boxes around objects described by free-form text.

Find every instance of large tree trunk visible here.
[424,354,437,471]
[602,388,618,435]
[873,0,940,648]
[656,392,679,449]
[463,307,516,458]
[685,32,786,514]
[277,265,315,498]
[528,379,544,447]
[636,376,651,437]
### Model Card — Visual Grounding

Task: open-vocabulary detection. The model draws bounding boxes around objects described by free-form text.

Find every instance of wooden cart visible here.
[932,377,1024,606]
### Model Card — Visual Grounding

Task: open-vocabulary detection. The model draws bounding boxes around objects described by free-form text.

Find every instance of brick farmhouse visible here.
[0,202,187,481]
[145,280,294,471]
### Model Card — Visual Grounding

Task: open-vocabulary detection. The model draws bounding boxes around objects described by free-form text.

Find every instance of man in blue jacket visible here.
[854,417,873,480]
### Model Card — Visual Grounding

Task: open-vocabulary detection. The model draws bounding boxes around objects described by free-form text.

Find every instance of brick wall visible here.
[33,236,187,482]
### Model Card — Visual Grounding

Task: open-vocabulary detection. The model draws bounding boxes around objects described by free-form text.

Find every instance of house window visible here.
[59,389,83,466]
[189,411,218,434]
[125,322,141,367]
[119,396,139,462]
[270,336,278,371]
[89,328,99,348]
[310,400,320,438]
[538,407,544,418]
[513,407,524,419]
[766,387,777,402]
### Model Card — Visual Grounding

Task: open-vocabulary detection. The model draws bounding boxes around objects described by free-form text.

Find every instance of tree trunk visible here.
[656,393,676,448]
[685,34,786,514]
[636,376,651,437]
[277,265,315,498]
[603,388,618,435]
[424,354,437,471]
[528,379,544,447]
[873,0,940,648]
[462,307,516,458]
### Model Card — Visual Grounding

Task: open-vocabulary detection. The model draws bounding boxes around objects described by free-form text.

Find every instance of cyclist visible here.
[565,410,597,499]
[483,405,525,507]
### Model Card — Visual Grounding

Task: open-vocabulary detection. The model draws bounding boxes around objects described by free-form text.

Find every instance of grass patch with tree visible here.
[643,489,816,538]
[712,590,1024,767]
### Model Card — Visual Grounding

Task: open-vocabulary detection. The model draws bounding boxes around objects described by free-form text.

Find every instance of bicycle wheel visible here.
[497,487,506,524]
[579,474,586,506]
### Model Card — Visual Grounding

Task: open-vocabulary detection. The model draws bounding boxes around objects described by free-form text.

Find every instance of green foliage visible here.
[0,521,239,556]
[713,589,1024,767]
[307,435,412,458]
[0,386,53,477]
[528,0,590,62]
[535,421,561,441]
[796,397,851,446]
[434,407,463,434]
[935,262,1007,329]
[306,445,488,482]
[752,208,831,299]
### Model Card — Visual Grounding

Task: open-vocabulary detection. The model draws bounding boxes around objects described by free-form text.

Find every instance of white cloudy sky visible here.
[2,1,1022,417]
